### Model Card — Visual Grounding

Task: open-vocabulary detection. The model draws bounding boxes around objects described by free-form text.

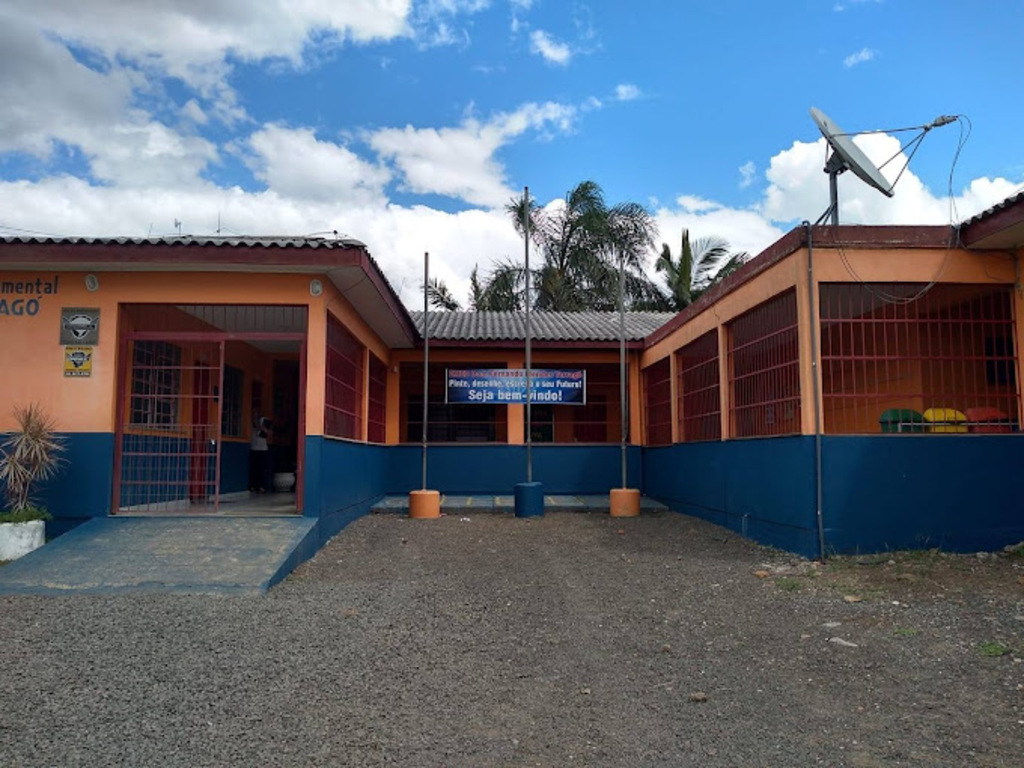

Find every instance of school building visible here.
[2,190,1022,559]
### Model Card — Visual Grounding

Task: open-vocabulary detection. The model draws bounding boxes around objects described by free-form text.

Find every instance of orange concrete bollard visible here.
[408,489,441,519]
[609,488,641,517]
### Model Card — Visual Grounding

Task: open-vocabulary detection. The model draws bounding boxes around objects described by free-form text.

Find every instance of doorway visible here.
[114,304,307,515]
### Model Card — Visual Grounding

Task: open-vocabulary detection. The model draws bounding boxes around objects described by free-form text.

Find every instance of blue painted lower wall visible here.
[386,444,643,494]
[34,433,114,538]
[303,436,389,544]
[29,432,1024,558]
[643,437,820,557]
[822,435,1024,554]
[219,441,250,494]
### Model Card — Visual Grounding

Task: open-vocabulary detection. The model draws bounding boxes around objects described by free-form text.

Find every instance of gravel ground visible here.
[1,510,1022,767]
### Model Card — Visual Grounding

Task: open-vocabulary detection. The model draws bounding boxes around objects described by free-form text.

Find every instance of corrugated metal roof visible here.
[0,234,367,248]
[960,190,1024,227]
[410,311,676,342]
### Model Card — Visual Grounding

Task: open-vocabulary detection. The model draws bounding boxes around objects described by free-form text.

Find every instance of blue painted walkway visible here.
[0,517,317,596]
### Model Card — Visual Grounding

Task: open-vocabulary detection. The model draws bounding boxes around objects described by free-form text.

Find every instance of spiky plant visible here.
[0,404,65,515]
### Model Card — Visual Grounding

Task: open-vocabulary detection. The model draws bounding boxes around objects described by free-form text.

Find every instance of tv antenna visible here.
[174,218,183,235]
[810,107,959,225]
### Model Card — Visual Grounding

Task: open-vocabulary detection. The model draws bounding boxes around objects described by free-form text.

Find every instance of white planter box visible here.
[0,519,46,560]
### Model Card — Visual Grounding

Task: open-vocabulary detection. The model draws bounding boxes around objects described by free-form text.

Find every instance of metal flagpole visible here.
[422,251,429,491]
[619,246,627,489]
[524,187,532,483]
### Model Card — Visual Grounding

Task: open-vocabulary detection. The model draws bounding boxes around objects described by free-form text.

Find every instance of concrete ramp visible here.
[0,517,318,596]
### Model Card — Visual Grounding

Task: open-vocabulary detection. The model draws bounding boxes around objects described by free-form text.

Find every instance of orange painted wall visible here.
[638,244,1021,440]
[0,270,320,433]
[312,282,394,441]
[387,348,642,445]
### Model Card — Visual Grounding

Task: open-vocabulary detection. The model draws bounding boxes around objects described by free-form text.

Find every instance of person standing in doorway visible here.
[250,411,274,493]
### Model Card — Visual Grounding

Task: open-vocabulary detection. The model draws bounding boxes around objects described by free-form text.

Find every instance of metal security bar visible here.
[728,290,801,438]
[820,283,1019,434]
[367,353,387,443]
[643,358,672,445]
[677,329,722,442]
[118,339,223,512]
[325,314,365,440]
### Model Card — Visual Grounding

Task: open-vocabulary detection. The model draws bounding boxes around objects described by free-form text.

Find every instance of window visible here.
[643,358,672,445]
[677,330,721,442]
[130,341,182,428]
[728,290,801,438]
[820,283,1019,433]
[527,404,554,442]
[400,363,507,443]
[367,353,387,443]
[325,314,365,440]
[221,365,244,437]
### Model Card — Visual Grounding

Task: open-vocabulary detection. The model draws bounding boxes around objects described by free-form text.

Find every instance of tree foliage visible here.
[655,229,749,310]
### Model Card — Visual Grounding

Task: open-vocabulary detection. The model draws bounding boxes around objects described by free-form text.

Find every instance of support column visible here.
[669,351,680,444]
[717,325,730,440]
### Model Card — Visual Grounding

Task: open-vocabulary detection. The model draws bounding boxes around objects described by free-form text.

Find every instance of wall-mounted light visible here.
[84,274,100,292]
[309,279,324,297]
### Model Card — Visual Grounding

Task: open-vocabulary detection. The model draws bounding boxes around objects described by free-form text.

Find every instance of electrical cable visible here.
[831,115,971,306]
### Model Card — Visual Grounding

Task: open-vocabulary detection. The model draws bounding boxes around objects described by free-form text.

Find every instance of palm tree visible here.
[469,261,522,311]
[655,229,748,310]
[503,180,668,311]
[425,277,460,311]
[426,181,672,312]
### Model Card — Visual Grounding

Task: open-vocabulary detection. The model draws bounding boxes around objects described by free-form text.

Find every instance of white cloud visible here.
[4,0,414,90]
[834,0,883,11]
[0,175,521,308]
[739,161,757,189]
[843,47,877,68]
[614,84,641,102]
[369,102,578,207]
[244,125,391,207]
[654,198,784,261]
[0,16,218,188]
[530,30,572,65]
[181,100,209,126]
[0,13,135,157]
[761,133,1019,226]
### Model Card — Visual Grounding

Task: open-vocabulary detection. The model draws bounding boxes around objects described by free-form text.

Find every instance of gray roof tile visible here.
[410,311,676,342]
[0,234,366,248]
[960,190,1024,226]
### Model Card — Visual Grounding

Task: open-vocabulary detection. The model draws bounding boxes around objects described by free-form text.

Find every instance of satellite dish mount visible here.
[810,107,894,226]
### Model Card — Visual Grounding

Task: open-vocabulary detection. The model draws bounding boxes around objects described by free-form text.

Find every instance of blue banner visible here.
[446,368,586,405]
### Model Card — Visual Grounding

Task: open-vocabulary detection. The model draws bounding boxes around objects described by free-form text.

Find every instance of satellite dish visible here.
[810,107,893,225]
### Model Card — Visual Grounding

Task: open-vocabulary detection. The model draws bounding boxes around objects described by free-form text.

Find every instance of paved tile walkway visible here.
[0,516,317,596]
[372,494,668,515]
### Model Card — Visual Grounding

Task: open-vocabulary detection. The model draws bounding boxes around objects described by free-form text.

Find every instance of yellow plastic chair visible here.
[922,407,968,433]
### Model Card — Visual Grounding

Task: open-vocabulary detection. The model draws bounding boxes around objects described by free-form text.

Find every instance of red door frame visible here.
[113,329,308,514]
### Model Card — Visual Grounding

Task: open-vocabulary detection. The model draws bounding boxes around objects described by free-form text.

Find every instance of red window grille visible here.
[820,283,1019,434]
[525,363,622,444]
[367,353,387,443]
[728,290,801,438]
[676,329,722,442]
[400,363,508,443]
[325,314,364,440]
[643,358,672,445]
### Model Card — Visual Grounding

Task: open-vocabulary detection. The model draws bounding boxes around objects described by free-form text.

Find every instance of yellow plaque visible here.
[64,346,93,377]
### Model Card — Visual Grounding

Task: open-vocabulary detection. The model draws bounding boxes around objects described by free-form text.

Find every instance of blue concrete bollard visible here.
[514,481,544,518]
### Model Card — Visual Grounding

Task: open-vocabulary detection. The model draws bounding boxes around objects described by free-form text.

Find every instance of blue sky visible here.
[1,0,1021,305]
